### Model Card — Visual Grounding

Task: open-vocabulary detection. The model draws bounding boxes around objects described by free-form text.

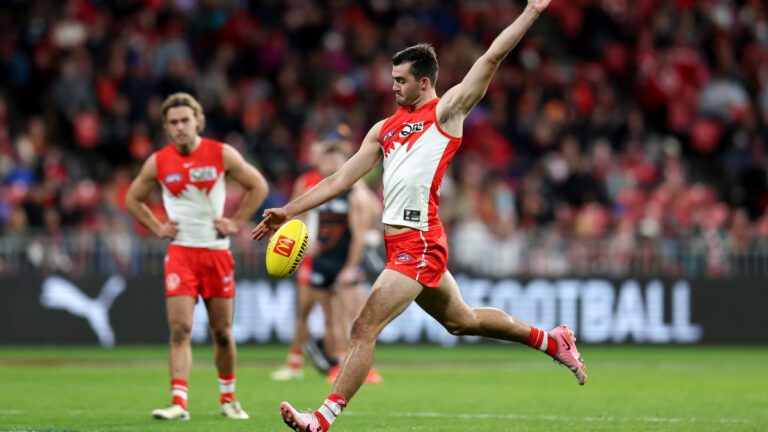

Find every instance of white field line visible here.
[345,410,752,424]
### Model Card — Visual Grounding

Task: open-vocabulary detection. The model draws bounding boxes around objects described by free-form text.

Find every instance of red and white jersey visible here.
[378,98,461,231]
[155,138,228,249]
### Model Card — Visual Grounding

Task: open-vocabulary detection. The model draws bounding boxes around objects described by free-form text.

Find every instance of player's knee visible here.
[443,314,480,336]
[210,326,232,347]
[169,322,192,344]
[444,320,470,336]
[349,317,376,343]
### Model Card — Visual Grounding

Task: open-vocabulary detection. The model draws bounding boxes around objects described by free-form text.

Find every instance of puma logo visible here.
[40,275,126,347]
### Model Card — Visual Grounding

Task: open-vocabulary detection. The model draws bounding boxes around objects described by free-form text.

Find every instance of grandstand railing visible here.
[2,231,768,278]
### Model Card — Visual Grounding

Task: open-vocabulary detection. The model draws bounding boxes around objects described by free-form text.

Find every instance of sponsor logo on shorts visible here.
[273,236,296,257]
[396,253,412,263]
[166,273,181,291]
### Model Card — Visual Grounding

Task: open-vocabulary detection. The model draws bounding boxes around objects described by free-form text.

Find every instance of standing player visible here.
[126,93,269,421]
[252,0,586,430]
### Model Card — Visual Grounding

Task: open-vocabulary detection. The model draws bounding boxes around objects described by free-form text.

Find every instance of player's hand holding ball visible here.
[252,207,291,241]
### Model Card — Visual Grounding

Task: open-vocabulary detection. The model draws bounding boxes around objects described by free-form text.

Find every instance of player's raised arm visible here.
[438,0,551,124]
[251,120,385,240]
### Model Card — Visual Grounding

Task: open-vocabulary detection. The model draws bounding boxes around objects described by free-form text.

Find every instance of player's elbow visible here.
[254,175,270,198]
[480,52,504,69]
[124,195,142,216]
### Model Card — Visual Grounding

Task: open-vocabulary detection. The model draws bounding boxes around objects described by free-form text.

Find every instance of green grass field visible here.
[0,345,766,431]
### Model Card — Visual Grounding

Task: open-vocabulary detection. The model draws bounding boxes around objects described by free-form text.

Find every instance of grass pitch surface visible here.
[0,345,765,431]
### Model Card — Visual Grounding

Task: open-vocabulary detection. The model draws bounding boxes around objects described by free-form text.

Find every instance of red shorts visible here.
[384,225,448,288]
[164,244,235,299]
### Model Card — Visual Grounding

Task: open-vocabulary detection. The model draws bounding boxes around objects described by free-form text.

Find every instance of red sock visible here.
[526,327,559,357]
[171,378,188,409]
[218,374,236,403]
[315,393,347,431]
[288,349,303,369]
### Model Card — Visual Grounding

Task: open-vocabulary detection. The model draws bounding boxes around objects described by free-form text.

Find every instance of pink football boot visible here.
[549,325,587,385]
[281,401,324,432]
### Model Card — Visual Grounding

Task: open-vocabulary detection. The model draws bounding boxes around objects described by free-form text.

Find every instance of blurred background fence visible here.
[4,230,768,278]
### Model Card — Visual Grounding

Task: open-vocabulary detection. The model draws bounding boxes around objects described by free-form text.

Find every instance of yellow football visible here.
[265,219,309,279]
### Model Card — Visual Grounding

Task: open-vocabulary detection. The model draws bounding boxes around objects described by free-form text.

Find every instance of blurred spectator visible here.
[1,0,768,278]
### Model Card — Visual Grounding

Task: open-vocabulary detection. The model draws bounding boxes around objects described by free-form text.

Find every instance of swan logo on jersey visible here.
[272,235,296,257]
[189,166,218,182]
[399,122,423,138]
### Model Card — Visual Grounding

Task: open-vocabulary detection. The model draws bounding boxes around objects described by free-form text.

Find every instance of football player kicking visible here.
[253,0,586,430]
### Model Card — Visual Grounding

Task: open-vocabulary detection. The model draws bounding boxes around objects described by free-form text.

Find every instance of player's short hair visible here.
[161,92,205,133]
[391,43,439,86]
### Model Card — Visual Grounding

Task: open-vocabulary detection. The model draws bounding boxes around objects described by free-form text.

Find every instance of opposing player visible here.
[253,1,586,430]
[309,144,383,384]
[126,92,268,421]
[272,140,383,385]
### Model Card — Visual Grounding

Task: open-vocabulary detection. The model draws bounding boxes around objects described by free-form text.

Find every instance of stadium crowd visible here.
[1,0,768,277]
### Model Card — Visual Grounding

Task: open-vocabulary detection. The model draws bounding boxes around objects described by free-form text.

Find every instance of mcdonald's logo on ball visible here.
[265,219,309,279]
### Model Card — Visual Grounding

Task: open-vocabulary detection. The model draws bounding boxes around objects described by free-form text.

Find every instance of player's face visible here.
[392,63,420,106]
[164,106,200,154]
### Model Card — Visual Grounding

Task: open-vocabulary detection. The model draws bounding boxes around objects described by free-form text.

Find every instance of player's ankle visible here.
[526,326,558,357]
[171,378,188,409]
[316,393,347,430]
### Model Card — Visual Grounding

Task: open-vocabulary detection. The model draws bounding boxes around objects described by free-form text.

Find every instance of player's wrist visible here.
[282,204,299,220]
[524,3,542,18]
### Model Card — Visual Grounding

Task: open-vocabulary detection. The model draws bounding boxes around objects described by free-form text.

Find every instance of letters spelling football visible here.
[265,219,309,279]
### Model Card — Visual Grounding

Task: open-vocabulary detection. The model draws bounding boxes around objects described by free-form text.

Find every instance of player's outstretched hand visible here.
[528,0,552,14]
[251,208,289,241]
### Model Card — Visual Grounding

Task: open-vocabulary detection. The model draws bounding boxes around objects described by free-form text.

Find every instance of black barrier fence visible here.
[1,274,766,346]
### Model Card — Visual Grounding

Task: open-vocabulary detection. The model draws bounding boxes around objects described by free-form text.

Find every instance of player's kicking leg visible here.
[280,270,422,431]
[416,271,587,385]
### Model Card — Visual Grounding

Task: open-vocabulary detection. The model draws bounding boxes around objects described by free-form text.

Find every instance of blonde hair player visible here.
[127,92,269,421]
[253,1,586,431]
